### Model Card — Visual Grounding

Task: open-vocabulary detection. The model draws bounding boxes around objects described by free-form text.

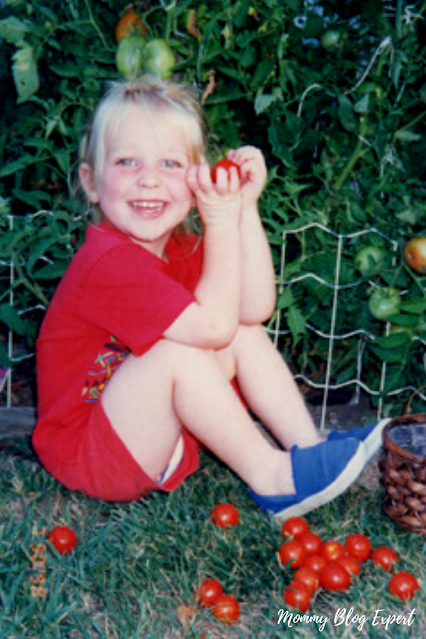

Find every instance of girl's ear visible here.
[78,163,100,203]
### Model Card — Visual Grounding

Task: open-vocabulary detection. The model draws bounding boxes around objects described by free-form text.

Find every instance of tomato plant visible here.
[299,531,323,556]
[211,159,241,184]
[47,526,77,555]
[212,594,240,625]
[388,572,420,601]
[371,546,398,572]
[368,288,402,321]
[197,578,223,607]
[283,581,311,612]
[404,237,426,275]
[344,534,371,563]
[278,540,306,569]
[320,561,351,592]
[321,540,346,562]
[282,517,309,539]
[210,504,239,528]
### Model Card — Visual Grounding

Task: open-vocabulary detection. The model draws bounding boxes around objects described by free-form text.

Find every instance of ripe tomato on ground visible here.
[47,526,77,555]
[303,553,327,574]
[210,503,239,528]
[293,566,321,594]
[371,546,398,572]
[388,572,419,601]
[320,561,351,592]
[197,578,223,607]
[336,553,362,578]
[278,540,306,569]
[345,534,371,562]
[321,540,346,562]
[115,8,146,43]
[284,581,312,612]
[211,159,241,184]
[212,594,240,625]
[282,517,309,539]
[299,531,323,556]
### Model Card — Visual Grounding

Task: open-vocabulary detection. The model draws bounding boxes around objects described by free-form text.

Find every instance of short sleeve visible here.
[79,245,195,355]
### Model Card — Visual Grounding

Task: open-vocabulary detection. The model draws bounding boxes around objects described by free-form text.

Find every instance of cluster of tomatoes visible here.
[114,5,175,81]
[278,516,420,612]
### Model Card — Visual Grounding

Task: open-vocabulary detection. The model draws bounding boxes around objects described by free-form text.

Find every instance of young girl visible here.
[33,75,387,520]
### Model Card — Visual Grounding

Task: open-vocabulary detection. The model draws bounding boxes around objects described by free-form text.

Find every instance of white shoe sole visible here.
[274,441,367,522]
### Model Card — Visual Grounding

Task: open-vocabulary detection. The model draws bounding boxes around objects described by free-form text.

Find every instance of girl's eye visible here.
[163,159,181,169]
[117,158,136,167]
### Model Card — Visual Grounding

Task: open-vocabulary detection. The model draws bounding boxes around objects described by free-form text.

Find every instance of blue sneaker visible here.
[248,438,366,521]
[328,418,391,463]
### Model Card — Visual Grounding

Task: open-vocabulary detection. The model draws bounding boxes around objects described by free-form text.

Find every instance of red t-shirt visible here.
[33,222,203,479]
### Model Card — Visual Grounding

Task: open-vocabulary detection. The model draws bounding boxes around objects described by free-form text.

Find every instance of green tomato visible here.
[320,29,344,52]
[368,288,402,321]
[116,36,146,80]
[143,39,175,79]
[354,245,385,277]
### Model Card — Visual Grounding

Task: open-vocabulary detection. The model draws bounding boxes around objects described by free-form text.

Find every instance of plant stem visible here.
[333,138,365,192]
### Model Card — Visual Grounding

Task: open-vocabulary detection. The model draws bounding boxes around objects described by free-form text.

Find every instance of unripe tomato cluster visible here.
[279,517,419,611]
[114,6,175,80]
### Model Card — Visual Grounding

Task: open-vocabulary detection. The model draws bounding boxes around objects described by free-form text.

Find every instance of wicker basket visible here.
[379,413,426,533]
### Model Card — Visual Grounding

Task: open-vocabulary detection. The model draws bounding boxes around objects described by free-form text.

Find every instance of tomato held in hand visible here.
[47,526,77,555]
[211,159,241,184]
[212,594,240,625]
[371,546,398,572]
[284,581,311,612]
[210,503,239,528]
[388,571,419,601]
[345,534,371,563]
[278,540,306,569]
[197,578,223,607]
[320,561,351,592]
[282,516,309,539]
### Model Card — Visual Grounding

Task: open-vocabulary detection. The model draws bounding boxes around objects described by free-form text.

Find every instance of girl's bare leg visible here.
[225,324,323,450]
[101,339,296,496]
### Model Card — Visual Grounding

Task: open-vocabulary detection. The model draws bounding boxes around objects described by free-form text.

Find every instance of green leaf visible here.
[400,298,426,314]
[375,332,411,349]
[394,130,422,143]
[0,17,30,44]
[277,288,295,310]
[0,155,35,178]
[254,92,282,115]
[34,262,68,280]
[369,344,407,363]
[337,95,357,133]
[12,46,40,103]
[0,304,28,336]
[286,305,306,338]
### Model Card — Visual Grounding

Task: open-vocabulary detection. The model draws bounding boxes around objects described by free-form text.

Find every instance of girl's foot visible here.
[248,438,366,521]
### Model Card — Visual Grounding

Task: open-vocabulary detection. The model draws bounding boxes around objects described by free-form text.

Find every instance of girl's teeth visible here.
[131,201,164,210]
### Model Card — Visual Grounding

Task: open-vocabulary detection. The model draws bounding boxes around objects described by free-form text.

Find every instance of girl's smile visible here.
[81,105,194,258]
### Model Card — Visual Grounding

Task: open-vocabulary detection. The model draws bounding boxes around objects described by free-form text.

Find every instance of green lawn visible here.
[0,440,425,639]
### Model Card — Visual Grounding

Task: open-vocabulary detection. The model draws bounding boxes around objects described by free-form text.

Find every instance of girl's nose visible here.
[136,165,160,187]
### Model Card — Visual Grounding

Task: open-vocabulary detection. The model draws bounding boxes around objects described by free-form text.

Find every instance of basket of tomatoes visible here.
[379,413,426,533]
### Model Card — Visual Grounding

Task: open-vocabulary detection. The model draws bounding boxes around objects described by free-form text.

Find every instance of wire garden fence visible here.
[1,214,426,428]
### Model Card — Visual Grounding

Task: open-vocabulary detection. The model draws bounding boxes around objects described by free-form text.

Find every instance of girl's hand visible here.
[227,147,267,209]
[186,162,241,227]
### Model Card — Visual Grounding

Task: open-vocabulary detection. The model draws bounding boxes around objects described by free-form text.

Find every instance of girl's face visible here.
[81,105,195,258]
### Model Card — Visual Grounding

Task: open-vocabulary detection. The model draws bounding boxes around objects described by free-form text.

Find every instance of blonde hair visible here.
[79,75,207,223]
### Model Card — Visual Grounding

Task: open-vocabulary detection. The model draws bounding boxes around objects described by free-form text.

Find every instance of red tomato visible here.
[197,578,223,607]
[336,553,362,577]
[282,517,309,539]
[293,566,320,594]
[345,534,371,562]
[278,540,306,569]
[283,581,311,612]
[212,594,240,625]
[210,504,239,528]
[320,561,351,592]
[371,546,398,572]
[321,540,346,562]
[211,159,241,183]
[388,572,419,601]
[299,531,323,556]
[303,553,327,574]
[47,526,77,555]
